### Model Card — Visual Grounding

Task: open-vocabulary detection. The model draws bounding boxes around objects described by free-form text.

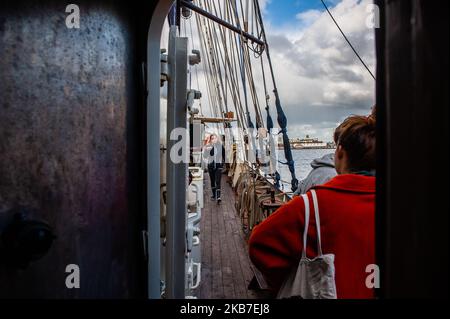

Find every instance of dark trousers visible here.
[208,165,222,198]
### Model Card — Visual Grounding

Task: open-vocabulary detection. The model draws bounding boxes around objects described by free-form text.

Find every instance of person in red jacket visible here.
[249,113,376,299]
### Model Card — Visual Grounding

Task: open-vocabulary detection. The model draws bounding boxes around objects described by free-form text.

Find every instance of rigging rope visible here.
[254,0,298,192]
[192,0,286,175]
[319,0,376,80]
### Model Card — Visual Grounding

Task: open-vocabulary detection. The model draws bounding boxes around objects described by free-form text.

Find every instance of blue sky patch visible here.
[264,0,338,27]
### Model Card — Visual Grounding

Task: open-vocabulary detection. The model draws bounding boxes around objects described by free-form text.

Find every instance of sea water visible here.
[277,148,335,192]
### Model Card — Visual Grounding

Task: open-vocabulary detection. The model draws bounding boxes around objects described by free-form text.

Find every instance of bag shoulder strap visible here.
[300,194,310,259]
[310,189,323,256]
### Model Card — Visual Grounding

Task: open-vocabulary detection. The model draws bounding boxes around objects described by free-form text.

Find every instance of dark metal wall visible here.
[376,0,449,298]
[0,0,155,298]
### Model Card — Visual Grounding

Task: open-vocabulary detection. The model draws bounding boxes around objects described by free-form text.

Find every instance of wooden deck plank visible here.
[229,213,254,298]
[224,177,266,299]
[224,183,267,299]
[196,172,266,299]
[199,179,212,299]
[210,182,225,298]
[222,186,250,298]
[217,198,237,298]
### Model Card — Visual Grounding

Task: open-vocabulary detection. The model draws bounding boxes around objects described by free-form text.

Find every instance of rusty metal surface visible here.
[0,0,154,298]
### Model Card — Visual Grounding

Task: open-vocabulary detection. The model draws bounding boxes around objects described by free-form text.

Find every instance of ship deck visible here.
[196,173,270,299]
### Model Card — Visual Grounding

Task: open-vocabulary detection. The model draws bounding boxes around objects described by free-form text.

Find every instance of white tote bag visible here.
[277,190,337,299]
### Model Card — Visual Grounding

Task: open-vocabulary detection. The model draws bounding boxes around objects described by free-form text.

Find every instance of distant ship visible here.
[279,135,336,150]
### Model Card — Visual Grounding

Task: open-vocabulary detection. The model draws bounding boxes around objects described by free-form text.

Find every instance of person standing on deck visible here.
[249,113,376,299]
[204,133,225,202]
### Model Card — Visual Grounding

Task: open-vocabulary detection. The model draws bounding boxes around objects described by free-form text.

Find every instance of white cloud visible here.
[296,9,322,27]
[260,0,376,142]
[259,0,271,14]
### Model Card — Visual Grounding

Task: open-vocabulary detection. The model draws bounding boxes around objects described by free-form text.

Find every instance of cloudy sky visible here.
[257,0,376,142]
[162,0,376,143]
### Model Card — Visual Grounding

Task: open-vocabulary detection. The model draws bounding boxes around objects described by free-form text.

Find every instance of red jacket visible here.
[248,174,375,299]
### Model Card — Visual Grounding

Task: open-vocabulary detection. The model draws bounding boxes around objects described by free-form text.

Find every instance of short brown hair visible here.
[334,113,376,172]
